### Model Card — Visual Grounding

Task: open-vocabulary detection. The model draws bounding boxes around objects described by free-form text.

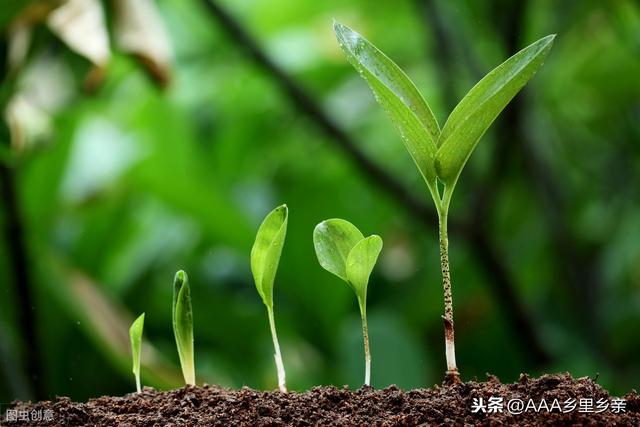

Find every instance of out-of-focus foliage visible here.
[0,0,639,401]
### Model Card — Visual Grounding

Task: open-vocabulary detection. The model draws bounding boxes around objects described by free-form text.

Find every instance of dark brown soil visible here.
[3,373,639,426]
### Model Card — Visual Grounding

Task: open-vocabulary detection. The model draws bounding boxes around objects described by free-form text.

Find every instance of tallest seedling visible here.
[334,21,554,382]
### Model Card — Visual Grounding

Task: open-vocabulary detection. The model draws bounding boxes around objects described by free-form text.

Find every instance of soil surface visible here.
[3,373,639,426]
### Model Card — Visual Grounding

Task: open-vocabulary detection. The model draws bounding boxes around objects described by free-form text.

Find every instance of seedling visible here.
[334,21,554,382]
[313,219,383,386]
[172,270,195,386]
[129,313,145,393]
[251,204,289,392]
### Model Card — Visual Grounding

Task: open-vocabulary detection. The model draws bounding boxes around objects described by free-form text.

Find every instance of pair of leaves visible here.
[172,270,195,385]
[313,219,383,308]
[251,204,288,309]
[129,313,145,393]
[334,22,555,198]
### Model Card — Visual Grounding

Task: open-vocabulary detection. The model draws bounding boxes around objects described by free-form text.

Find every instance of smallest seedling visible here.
[129,313,145,393]
[173,270,195,386]
[314,219,383,386]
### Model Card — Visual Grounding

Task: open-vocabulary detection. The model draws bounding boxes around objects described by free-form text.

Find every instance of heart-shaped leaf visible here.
[251,204,288,308]
[314,218,383,304]
[346,235,383,300]
[334,21,440,185]
[129,312,145,392]
[172,270,195,385]
[313,218,364,282]
[314,218,382,387]
[436,34,555,186]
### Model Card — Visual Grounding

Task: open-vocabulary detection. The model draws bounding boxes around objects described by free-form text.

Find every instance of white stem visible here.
[360,306,371,386]
[136,376,141,393]
[268,308,287,392]
[182,353,195,386]
[445,336,457,372]
[364,351,371,387]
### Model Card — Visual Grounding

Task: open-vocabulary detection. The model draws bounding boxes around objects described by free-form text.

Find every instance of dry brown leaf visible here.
[7,23,33,73]
[113,0,173,87]
[46,0,111,67]
[4,53,73,151]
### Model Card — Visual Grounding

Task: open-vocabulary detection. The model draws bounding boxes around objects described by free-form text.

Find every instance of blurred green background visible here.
[1,0,639,402]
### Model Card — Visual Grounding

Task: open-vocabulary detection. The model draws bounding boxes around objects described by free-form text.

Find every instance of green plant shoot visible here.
[173,270,195,386]
[313,219,383,386]
[251,204,289,392]
[334,21,554,382]
[129,313,145,393]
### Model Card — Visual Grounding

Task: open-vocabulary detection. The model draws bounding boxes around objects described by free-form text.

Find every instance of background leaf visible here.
[251,204,288,308]
[47,0,111,67]
[313,218,364,281]
[436,34,555,186]
[334,21,440,185]
[113,0,173,86]
[0,0,30,30]
[346,235,383,299]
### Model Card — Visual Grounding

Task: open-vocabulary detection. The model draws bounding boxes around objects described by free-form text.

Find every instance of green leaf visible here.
[172,270,195,385]
[314,219,382,387]
[251,204,288,308]
[129,313,145,392]
[313,218,364,282]
[436,35,556,186]
[334,21,440,185]
[346,235,383,300]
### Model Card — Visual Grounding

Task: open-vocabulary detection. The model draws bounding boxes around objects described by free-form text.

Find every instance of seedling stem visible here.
[359,300,371,386]
[436,186,459,382]
[267,307,287,392]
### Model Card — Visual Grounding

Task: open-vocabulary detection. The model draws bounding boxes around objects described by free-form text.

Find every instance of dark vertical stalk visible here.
[0,37,45,400]
[0,163,45,399]
[0,320,31,399]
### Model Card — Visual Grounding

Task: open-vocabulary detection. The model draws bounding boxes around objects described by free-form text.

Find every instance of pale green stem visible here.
[267,307,287,392]
[359,299,371,386]
[174,329,195,386]
[182,350,195,386]
[177,328,195,386]
[437,187,459,380]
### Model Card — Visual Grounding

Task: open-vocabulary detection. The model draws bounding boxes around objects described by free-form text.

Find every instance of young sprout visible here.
[334,21,554,383]
[172,270,195,386]
[313,219,383,386]
[251,204,289,392]
[129,313,145,393]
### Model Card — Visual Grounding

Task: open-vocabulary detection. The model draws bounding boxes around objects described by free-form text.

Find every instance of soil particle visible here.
[3,373,639,426]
